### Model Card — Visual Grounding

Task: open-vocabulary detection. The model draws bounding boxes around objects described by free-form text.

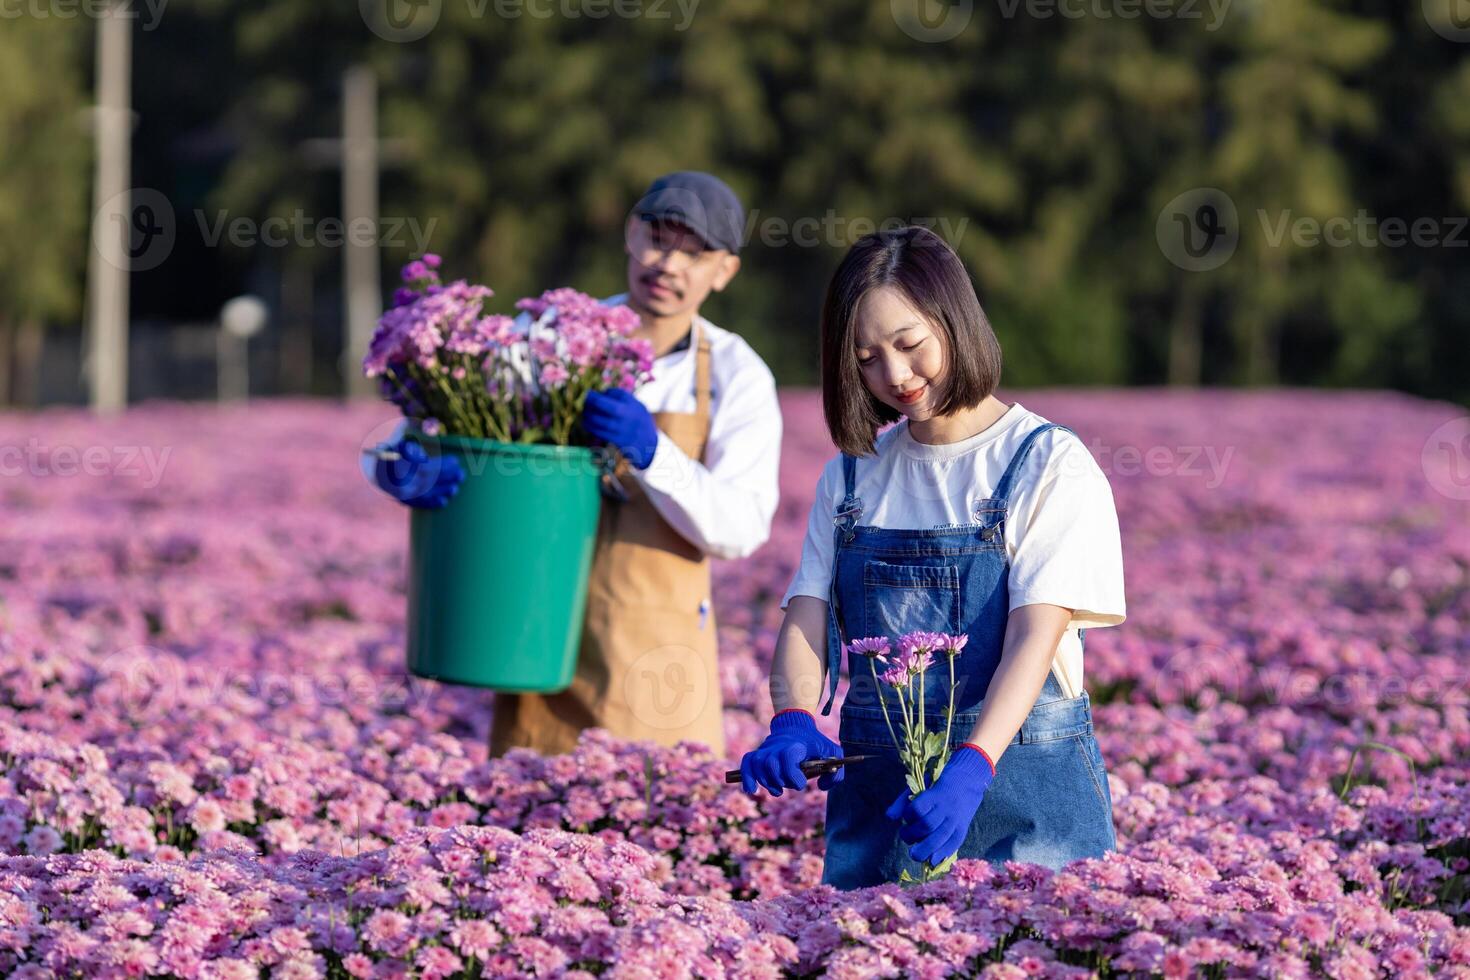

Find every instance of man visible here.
[491,171,782,759]
[375,171,782,759]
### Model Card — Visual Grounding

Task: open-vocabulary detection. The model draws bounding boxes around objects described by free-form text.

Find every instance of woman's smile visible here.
[894,384,928,406]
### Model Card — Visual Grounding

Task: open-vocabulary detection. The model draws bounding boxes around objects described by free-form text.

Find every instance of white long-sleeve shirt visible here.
[601,293,782,560]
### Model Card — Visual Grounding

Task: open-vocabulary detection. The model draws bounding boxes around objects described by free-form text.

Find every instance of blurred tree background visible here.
[4,0,1468,404]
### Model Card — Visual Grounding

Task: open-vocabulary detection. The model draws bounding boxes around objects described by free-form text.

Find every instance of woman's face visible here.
[852,285,947,420]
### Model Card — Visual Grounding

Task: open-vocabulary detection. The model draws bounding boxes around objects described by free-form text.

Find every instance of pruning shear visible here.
[723,754,878,784]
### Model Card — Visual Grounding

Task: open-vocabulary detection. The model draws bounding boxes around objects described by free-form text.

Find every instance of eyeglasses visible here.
[627,219,711,268]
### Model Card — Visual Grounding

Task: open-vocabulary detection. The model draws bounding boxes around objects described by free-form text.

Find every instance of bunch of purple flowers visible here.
[845,629,971,882]
[363,256,656,445]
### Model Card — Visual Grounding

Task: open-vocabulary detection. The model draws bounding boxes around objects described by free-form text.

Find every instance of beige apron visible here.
[488,322,726,759]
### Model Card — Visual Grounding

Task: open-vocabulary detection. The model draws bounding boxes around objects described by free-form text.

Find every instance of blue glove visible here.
[582,388,660,470]
[885,743,996,866]
[739,709,845,796]
[371,438,464,509]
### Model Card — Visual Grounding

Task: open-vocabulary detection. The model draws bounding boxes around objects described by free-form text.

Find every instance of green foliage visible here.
[0,17,91,327]
[8,0,1469,405]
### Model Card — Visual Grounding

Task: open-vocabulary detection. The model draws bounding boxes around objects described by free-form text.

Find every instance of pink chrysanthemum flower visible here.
[844,637,892,661]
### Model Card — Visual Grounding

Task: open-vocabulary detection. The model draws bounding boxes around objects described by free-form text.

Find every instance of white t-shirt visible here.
[780,402,1126,700]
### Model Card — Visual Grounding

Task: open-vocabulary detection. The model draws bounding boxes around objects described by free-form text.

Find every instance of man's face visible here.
[624,216,741,319]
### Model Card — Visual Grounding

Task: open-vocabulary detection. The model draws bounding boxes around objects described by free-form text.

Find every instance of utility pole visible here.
[85,2,132,414]
[342,66,379,399]
[298,66,410,399]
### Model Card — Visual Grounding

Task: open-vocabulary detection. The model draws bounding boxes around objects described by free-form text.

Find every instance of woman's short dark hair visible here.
[819,225,1003,457]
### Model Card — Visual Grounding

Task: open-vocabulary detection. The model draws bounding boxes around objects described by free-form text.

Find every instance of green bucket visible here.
[405,434,603,691]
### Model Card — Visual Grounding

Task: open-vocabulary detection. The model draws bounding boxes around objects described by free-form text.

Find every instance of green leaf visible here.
[925,731,945,761]
[931,851,958,876]
[905,773,925,796]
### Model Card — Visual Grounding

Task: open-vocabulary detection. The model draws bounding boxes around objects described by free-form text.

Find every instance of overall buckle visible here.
[832,498,863,526]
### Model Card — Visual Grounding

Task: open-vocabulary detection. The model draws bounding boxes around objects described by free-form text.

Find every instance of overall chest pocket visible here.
[861,561,962,639]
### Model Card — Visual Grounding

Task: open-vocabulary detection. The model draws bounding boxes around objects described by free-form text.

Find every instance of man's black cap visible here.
[633,171,745,255]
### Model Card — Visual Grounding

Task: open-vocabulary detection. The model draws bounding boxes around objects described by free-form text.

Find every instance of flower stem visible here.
[942,655,957,772]
[869,658,901,751]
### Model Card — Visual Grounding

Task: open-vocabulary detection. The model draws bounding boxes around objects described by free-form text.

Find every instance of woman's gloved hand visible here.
[583,388,660,470]
[371,438,464,509]
[739,708,844,796]
[885,742,996,866]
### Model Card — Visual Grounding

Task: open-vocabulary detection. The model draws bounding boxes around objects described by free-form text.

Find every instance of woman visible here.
[738,226,1127,890]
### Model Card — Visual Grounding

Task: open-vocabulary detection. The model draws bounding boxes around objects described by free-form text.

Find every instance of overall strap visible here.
[839,454,858,523]
[992,423,1076,504]
[693,319,712,419]
[822,452,862,715]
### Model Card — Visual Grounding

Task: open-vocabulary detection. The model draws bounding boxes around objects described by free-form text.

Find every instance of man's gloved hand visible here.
[372,438,464,509]
[583,388,660,470]
[885,742,996,866]
[739,708,845,796]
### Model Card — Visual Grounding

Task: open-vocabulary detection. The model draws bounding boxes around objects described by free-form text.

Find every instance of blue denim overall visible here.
[819,422,1118,890]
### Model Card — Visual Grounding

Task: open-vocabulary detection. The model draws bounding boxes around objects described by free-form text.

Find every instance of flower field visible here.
[0,389,1466,978]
